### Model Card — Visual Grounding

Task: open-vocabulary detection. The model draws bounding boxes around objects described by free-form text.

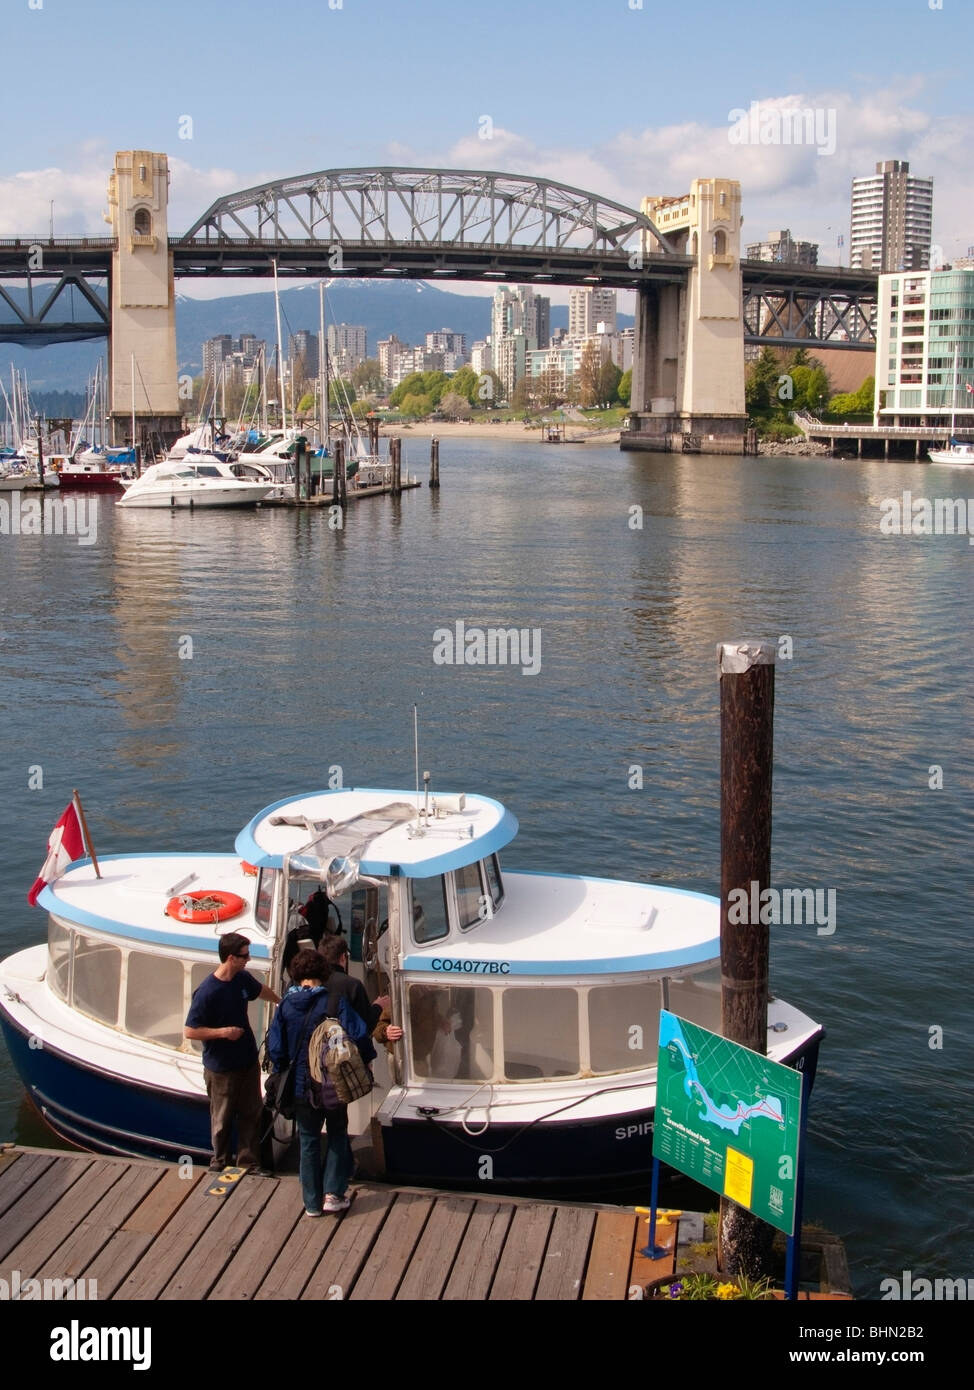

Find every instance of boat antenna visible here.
[413,704,420,806]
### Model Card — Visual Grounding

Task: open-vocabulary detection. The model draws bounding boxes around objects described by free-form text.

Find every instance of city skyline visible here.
[1,1,971,307]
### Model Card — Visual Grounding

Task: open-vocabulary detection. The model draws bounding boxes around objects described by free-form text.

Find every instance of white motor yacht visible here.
[116,456,272,509]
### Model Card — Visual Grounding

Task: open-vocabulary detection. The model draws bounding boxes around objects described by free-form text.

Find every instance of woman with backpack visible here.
[267,945,383,1217]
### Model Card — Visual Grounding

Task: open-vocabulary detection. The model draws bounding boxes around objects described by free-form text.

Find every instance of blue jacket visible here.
[268,981,377,1101]
[268,985,333,1101]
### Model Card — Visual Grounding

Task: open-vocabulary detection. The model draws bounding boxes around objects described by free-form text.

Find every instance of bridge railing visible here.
[0,238,116,249]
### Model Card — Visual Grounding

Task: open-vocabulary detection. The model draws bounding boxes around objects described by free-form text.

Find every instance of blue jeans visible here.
[294,1100,352,1212]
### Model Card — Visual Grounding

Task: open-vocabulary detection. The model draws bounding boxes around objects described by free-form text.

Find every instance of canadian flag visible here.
[27,800,86,906]
[966,382,973,396]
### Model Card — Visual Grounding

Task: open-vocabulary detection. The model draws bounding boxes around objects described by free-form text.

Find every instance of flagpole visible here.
[72,789,101,879]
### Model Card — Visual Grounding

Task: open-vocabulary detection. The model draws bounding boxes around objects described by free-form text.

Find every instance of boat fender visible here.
[241,861,258,876]
[166,890,246,924]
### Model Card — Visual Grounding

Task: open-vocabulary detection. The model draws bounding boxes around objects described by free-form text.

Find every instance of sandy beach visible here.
[380,419,620,445]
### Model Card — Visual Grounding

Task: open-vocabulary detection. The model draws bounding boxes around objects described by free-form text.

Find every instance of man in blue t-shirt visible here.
[184,931,280,1171]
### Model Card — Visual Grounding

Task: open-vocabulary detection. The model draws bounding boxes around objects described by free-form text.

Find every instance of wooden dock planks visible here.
[0,1148,665,1301]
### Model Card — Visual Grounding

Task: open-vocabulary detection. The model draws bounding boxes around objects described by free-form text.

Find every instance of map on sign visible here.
[652,1010,803,1234]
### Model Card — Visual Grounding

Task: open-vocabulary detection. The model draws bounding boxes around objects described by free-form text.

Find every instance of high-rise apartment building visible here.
[326,323,367,375]
[289,330,319,382]
[425,329,467,359]
[745,229,818,266]
[568,287,617,340]
[851,160,934,273]
[874,267,974,427]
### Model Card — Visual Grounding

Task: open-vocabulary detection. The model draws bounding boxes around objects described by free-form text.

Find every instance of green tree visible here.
[474,369,504,408]
[447,365,480,404]
[745,347,783,415]
[398,392,433,418]
[328,378,356,409]
[296,392,316,415]
[617,367,632,407]
[577,342,601,408]
[596,359,622,408]
[350,400,374,420]
[351,358,383,393]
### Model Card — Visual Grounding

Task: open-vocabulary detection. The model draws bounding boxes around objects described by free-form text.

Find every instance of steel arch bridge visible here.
[174,166,685,286]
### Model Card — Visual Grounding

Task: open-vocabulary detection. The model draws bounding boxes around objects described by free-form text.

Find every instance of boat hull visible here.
[376,1032,823,1195]
[0,1003,211,1163]
[57,472,125,493]
[116,487,270,509]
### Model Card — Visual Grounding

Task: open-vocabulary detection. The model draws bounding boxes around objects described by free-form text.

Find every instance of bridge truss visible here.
[0,241,112,344]
[742,262,877,351]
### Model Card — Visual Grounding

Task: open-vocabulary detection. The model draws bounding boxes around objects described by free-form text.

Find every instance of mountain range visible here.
[1,280,634,398]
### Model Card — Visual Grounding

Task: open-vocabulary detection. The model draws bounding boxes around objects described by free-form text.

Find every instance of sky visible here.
[2,0,973,304]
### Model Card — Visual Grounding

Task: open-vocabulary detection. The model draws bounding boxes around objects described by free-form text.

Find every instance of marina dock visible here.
[0,1145,677,1301]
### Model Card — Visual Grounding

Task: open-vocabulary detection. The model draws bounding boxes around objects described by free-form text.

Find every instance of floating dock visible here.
[0,1146,675,1301]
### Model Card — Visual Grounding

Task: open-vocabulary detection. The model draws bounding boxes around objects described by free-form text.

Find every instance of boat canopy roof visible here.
[236,788,518,878]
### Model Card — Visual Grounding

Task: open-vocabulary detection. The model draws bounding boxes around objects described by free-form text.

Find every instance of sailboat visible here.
[928,344,974,463]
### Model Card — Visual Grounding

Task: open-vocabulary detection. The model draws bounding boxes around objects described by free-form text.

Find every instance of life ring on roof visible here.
[166,891,246,924]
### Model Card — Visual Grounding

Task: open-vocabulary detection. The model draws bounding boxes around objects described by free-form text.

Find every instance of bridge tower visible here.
[106,151,182,448]
[627,178,746,453]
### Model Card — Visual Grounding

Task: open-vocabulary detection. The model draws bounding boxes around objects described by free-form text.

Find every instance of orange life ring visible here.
[166,890,246,924]
[240,861,258,876]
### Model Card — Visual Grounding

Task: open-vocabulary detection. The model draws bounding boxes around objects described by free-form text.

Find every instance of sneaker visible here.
[208,1161,225,1173]
[304,1208,324,1219]
[322,1193,350,1213]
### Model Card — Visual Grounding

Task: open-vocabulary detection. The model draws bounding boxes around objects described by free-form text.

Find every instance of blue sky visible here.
[3,0,972,297]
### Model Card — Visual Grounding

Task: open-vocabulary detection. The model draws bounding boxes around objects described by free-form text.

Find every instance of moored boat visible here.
[116,456,272,508]
[0,784,824,1191]
[927,440,974,464]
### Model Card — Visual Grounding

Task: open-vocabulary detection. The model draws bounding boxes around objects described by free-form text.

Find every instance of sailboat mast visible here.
[273,258,287,434]
[319,280,329,458]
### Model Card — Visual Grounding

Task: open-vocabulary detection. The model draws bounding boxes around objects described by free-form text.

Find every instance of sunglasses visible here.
[234,951,250,960]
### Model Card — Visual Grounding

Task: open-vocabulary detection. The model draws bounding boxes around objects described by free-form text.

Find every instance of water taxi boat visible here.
[0,786,823,1191]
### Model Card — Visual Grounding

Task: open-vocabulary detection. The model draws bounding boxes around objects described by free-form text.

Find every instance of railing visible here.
[0,237,115,248]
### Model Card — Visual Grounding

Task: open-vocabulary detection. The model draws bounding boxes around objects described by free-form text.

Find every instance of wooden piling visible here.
[429,437,440,489]
[392,437,402,496]
[332,439,346,505]
[35,417,44,488]
[294,436,307,501]
[717,639,776,1280]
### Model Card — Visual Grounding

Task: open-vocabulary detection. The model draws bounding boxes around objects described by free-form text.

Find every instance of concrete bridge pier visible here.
[624,178,747,455]
[107,151,183,451]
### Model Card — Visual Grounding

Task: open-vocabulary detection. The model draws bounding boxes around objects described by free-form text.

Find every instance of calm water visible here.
[1,439,972,1296]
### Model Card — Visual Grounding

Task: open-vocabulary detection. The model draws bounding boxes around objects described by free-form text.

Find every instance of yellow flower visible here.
[716,1282,739,1300]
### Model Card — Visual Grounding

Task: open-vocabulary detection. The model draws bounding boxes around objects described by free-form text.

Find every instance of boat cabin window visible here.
[254,870,277,932]
[72,934,122,1027]
[407,983,493,1081]
[454,862,484,929]
[193,464,222,477]
[399,964,724,1086]
[126,951,185,1049]
[455,855,505,930]
[45,918,267,1052]
[47,918,72,1002]
[410,878,450,944]
[503,987,579,1079]
[588,983,660,1073]
[665,965,721,1036]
